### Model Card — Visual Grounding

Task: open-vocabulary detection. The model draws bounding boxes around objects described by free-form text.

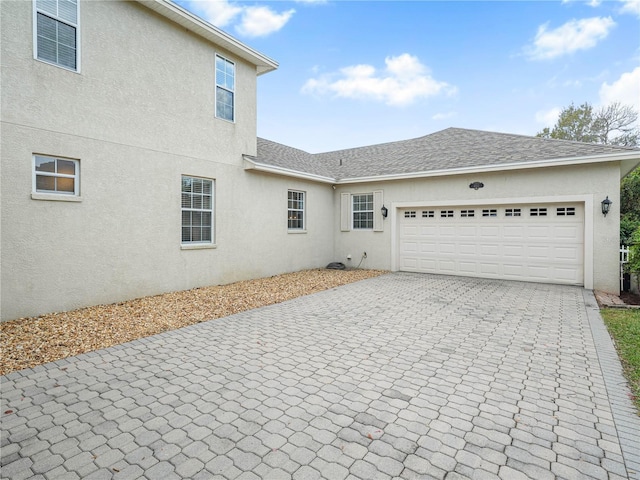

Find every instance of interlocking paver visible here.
[2,274,639,479]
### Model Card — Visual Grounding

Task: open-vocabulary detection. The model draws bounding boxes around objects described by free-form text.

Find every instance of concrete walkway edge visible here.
[583,289,640,480]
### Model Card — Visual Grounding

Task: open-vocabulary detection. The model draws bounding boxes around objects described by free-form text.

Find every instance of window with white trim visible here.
[181,176,214,244]
[404,211,416,218]
[33,155,79,195]
[215,55,235,121]
[482,209,497,217]
[422,210,434,218]
[288,190,305,230]
[440,210,454,218]
[461,209,475,217]
[353,194,374,229]
[34,0,79,71]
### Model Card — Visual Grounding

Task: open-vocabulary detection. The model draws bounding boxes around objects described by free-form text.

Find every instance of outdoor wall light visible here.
[469,181,484,190]
[601,196,612,217]
[381,205,388,218]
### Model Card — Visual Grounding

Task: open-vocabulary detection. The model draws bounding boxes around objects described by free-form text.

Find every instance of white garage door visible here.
[398,204,584,285]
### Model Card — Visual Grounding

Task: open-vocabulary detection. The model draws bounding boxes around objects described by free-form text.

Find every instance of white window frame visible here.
[288,190,306,231]
[352,193,374,230]
[215,54,235,122]
[32,154,80,196]
[181,176,214,246]
[33,0,80,72]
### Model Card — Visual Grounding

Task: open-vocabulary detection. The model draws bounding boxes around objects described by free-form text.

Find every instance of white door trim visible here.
[390,194,594,289]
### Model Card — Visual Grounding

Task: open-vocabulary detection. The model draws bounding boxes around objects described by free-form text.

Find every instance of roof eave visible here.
[136,0,278,75]
[336,150,640,184]
[243,157,336,184]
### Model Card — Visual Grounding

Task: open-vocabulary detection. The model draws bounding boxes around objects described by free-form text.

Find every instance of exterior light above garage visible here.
[601,196,612,217]
[469,181,484,190]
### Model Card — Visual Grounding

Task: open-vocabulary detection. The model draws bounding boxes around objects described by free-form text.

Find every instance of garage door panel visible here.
[398,203,584,286]
[554,246,580,260]
[458,262,477,273]
[528,245,550,258]
[438,260,456,273]
[528,226,552,238]
[458,226,477,237]
[479,244,500,256]
[459,243,477,255]
[503,226,525,239]
[503,245,525,257]
[480,226,500,238]
[479,263,500,275]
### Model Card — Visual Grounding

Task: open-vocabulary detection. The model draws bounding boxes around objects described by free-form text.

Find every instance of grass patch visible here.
[600,308,640,413]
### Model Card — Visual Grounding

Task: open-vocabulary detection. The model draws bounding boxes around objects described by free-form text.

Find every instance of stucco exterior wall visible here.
[1,1,334,320]
[333,162,622,293]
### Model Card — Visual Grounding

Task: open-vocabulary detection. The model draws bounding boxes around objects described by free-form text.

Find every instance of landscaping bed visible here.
[0,269,386,376]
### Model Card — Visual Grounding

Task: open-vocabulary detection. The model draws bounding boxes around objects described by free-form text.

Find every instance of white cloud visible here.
[302,54,457,106]
[184,1,242,28]
[236,6,295,37]
[561,0,602,6]
[619,0,640,17]
[535,107,562,126]
[599,66,640,110]
[525,16,615,60]
[182,0,293,36]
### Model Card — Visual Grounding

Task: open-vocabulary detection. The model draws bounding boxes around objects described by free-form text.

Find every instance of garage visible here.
[398,203,584,285]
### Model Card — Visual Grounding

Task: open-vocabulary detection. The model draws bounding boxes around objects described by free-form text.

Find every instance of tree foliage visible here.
[621,166,640,246]
[537,102,639,147]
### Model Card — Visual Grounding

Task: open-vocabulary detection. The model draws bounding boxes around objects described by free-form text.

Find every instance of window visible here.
[440,210,454,218]
[181,176,214,244]
[557,207,576,216]
[404,211,416,218]
[215,55,235,121]
[461,209,475,217]
[288,190,305,230]
[530,207,547,217]
[422,210,434,218]
[33,155,79,195]
[353,194,374,229]
[505,208,521,217]
[34,0,79,71]
[482,209,497,217]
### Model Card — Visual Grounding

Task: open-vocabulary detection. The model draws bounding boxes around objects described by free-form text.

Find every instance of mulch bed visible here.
[620,291,640,305]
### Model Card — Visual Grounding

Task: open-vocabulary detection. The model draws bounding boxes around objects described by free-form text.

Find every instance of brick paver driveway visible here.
[2,273,639,479]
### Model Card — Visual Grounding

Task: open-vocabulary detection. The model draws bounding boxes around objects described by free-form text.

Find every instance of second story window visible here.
[215,55,235,122]
[34,0,79,71]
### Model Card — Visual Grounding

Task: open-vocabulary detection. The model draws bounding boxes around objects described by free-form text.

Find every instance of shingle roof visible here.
[252,127,638,181]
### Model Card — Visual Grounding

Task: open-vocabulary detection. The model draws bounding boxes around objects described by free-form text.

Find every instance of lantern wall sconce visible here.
[381,205,388,218]
[601,196,612,217]
[469,181,484,190]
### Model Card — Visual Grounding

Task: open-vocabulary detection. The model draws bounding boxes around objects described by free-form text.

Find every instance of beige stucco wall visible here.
[1,1,334,320]
[333,162,622,293]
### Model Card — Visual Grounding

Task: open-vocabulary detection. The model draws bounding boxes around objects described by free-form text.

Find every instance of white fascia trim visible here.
[137,0,278,75]
[389,194,594,290]
[243,158,335,184]
[337,151,640,185]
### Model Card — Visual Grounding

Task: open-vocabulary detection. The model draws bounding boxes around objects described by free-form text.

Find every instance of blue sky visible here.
[176,0,640,153]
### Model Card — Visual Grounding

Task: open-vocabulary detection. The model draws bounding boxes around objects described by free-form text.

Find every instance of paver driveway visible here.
[1,273,639,480]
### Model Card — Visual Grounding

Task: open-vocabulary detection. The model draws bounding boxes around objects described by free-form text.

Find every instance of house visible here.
[1,0,639,321]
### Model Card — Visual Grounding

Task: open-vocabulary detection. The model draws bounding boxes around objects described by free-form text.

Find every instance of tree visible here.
[537,102,639,147]
[621,166,640,246]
